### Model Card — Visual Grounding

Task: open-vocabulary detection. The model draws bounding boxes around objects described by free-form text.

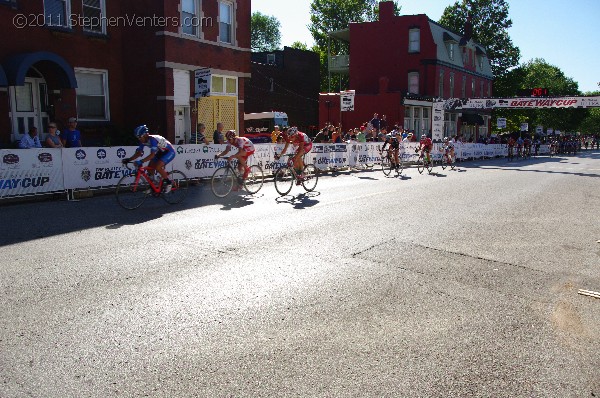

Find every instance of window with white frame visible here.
[461,76,466,98]
[408,28,420,53]
[219,1,233,44]
[82,0,106,34]
[211,74,237,96]
[479,115,488,137]
[408,72,419,94]
[477,55,484,70]
[75,69,110,120]
[44,0,70,27]
[182,0,198,36]
[438,70,444,98]
[446,42,455,60]
[449,73,455,98]
[444,112,457,137]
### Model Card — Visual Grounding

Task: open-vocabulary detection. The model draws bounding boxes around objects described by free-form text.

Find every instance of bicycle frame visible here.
[129,166,163,194]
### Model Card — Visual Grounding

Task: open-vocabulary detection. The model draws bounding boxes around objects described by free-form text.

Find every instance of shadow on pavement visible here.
[275,191,320,209]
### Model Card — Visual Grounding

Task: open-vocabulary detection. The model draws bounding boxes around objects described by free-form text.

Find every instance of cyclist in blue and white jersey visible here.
[122,125,176,193]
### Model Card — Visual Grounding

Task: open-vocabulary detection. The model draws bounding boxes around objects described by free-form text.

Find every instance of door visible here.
[174,106,188,144]
[9,77,49,142]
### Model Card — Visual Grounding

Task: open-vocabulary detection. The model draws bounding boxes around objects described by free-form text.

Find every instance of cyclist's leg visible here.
[294,146,306,175]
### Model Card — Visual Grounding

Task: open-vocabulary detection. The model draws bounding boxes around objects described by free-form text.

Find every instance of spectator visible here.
[331,127,342,143]
[403,132,412,142]
[271,125,280,143]
[61,117,82,148]
[370,113,380,132]
[379,114,388,131]
[45,123,63,148]
[19,127,42,149]
[356,127,366,143]
[192,123,209,144]
[313,127,329,143]
[213,122,225,144]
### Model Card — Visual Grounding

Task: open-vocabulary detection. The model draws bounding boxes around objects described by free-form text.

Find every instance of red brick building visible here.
[320,1,494,141]
[0,0,250,147]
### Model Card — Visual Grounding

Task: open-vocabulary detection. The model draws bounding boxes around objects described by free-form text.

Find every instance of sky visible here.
[251,0,600,93]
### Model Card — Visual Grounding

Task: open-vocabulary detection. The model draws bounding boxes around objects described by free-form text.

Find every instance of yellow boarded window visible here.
[212,76,224,93]
[225,77,237,94]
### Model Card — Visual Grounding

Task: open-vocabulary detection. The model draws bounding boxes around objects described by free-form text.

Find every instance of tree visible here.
[251,12,281,52]
[438,0,520,80]
[308,0,400,91]
[290,41,309,51]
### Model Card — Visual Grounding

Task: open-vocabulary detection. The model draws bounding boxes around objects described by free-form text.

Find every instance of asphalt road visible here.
[1,151,599,397]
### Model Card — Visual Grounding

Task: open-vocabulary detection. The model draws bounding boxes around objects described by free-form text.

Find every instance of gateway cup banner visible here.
[0,148,63,197]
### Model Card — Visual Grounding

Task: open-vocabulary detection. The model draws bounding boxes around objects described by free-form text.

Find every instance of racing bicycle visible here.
[415,149,433,174]
[440,148,456,171]
[211,158,264,198]
[116,163,188,210]
[380,148,403,176]
[273,154,319,196]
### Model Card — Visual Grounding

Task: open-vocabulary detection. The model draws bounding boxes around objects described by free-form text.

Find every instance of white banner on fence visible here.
[62,146,137,189]
[0,148,64,197]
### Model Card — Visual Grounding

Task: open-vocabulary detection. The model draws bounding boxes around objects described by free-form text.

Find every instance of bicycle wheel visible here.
[396,159,404,175]
[243,165,264,194]
[162,170,188,204]
[441,156,447,170]
[116,173,149,210]
[417,158,425,174]
[302,164,319,192]
[426,160,433,174]
[274,167,294,196]
[211,166,234,198]
[381,155,392,176]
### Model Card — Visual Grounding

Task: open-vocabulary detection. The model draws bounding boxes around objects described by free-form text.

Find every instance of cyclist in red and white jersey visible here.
[418,134,433,164]
[216,130,255,180]
[274,127,313,181]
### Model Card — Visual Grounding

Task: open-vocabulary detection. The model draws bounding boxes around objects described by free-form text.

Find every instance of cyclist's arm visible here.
[217,144,232,158]
[276,141,290,158]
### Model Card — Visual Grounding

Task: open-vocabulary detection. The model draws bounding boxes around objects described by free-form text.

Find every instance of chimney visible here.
[463,14,473,41]
[379,1,394,23]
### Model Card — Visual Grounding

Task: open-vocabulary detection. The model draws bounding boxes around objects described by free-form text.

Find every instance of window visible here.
[444,113,457,136]
[211,74,237,96]
[488,82,491,97]
[219,1,233,44]
[408,72,419,94]
[477,55,483,70]
[471,79,475,97]
[182,0,197,36]
[82,0,105,33]
[446,42,455,60]
[267,53,275,65]
[480,81,484,97]
[461,76,466,98]
[408,28,420,53]
[44,0,70,27]
[449,73,455,98]
[75,69,109,120]
[438,70,444,98]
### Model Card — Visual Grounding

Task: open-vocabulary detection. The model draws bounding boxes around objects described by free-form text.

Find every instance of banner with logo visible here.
[340,90,355,112]
[62,146,135,189]
[0,148,64,197]
[432,100,445,142]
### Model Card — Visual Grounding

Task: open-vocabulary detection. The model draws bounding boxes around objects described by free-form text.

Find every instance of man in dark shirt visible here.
[213,122,225,144]
[370,113,380,132]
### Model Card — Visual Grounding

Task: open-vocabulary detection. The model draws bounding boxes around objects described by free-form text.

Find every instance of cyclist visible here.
[381,130,401,170]
[516,136,524,158]
[215,130,255,183]
[442,136,455,164]
[523,137,531,157]
[418,134,433,165]
[274,126,312,184]
[123,125,175,193]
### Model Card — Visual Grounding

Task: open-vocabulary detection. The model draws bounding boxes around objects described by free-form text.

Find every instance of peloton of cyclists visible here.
[417,134,433,165]
[123,125,176,193]
[215,130,255,184]
[274,126,313,184]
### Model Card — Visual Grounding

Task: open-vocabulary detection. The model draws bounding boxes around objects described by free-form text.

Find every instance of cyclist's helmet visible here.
[444,136,449,141]
[288,127,298,136]
[134,125,149,137]
[421,134,428,140]
[386,133,392,140]
[225,130,236,140]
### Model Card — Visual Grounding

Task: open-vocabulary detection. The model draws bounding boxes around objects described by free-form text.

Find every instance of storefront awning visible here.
[461,113,485,125]
[3,51,77,88]
[0,65,7,86]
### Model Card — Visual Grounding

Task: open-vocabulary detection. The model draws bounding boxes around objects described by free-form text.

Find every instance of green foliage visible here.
[251,12,281,52]
[290,41,309,51]
[438,0,520,79]
[308,0,400,92]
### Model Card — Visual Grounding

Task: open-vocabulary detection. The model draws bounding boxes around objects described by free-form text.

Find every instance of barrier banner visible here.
[348,142,380,166]
[0,148,64,197]
[62,146,136,189]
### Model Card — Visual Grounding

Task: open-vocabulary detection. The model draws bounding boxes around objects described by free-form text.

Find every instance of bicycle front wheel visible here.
[244,165,264,194]
[441,157,447,170]
[163,170,188,204]
[302,164,319,192]
[116,173,149,210]
[381,155,392,176]
[426,160,433,174]
[417,159,425,174]
[274,167,294,196]
[211,166,234,198]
